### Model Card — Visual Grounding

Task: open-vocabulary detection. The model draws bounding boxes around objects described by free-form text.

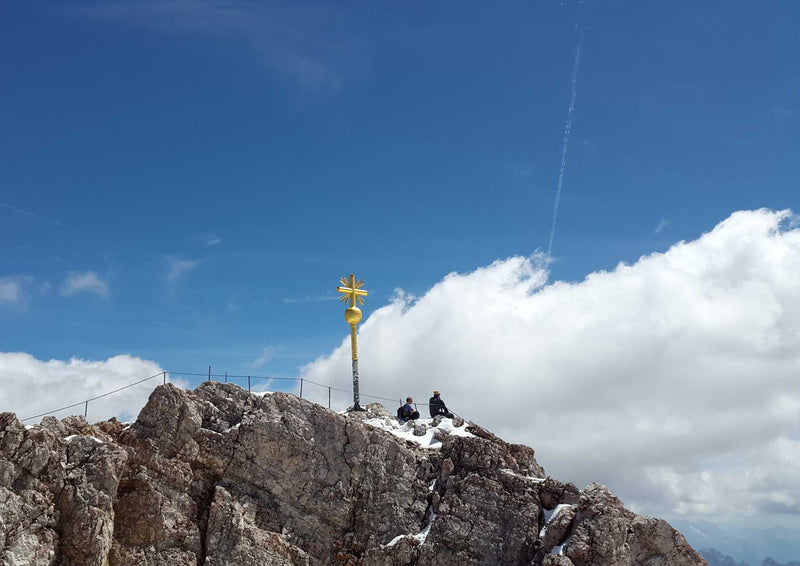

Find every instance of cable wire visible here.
[21,370,452,422]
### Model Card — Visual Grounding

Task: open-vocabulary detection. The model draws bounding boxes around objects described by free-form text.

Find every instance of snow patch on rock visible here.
[364,416,474,448]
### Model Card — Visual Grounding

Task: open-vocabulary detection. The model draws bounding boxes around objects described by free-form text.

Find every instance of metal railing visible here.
[19,368,424,423]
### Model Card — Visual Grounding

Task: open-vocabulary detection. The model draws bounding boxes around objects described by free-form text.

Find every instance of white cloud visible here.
[0,353,185,423]
[60,271,109,298]
[0,277,24,304]
[0,275,35,306]
[301,208,800,524]
[250,346,277,368]
[654,218,670,233]
[166,257,200,283]
[206,235,222,246]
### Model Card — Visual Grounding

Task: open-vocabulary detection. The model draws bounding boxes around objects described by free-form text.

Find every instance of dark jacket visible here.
[399,403,419,422]
[429,394,448,417]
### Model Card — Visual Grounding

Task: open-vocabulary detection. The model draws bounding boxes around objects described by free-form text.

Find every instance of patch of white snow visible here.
[500,468,546,483]
[539,503,571,538]
[411,517,434,544]
[551,536,570,556]
[385,534,405,547]
[63,435,104,444]
[543,503,571,524]
[363,417,473,449]
[385,511,436,547]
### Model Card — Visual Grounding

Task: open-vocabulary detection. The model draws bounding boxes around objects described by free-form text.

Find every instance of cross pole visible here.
[336,273,368,411]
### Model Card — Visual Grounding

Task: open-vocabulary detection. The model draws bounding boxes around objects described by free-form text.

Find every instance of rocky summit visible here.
[0,382,706,566]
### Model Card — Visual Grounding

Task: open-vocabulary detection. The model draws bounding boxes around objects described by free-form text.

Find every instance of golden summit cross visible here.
[336,273,368,411]
[337,274,368,308]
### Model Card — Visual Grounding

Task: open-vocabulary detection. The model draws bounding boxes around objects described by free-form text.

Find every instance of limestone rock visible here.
[540,477,581,510]
[0,383,706,566]
[544,556,576,565]
[58,435,128,565]
[204,485,309,565]
[563,484,705,566]
[542,505,577,552]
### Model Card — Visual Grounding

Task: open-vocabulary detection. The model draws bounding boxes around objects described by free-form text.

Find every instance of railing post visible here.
[84,400,88,419]
[248,376,251,392]
[328,386,331,409]
[163,371,166,385]
[300,378,304,399]
[208,366,211,382]
[224,371,227,384]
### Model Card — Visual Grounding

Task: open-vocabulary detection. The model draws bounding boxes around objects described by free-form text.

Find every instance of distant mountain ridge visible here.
[2,382,706,565]
[702,547,800,566]
[673,518,800,566]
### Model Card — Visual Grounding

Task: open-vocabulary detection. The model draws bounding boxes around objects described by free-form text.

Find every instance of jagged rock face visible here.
[0,382,707,566]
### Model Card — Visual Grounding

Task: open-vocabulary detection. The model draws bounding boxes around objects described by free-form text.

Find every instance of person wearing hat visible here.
[428,390,454,418]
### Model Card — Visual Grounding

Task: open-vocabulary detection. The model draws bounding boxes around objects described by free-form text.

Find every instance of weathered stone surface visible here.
[628,514,707,566]
[540,477,581,510]
[0,383,706,566]
[204,485,310,565]
[0,411,127,566]
[563,484,705,566]
[544,555,576,565]
[542,505,577,552]
[58,436,128,566]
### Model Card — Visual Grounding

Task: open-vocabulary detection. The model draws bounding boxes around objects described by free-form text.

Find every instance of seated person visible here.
[397,397,420,422]
[428,390,454,418]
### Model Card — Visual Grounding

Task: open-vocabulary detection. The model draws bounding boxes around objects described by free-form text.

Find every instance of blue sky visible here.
[3,1,795,377]
[2,1,800,553]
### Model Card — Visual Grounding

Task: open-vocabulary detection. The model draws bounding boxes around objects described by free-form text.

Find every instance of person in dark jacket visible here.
[398,397,420,422]
[428,390,454,418]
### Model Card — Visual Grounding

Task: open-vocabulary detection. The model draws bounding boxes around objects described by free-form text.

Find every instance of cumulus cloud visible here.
[301,209,800,524]
[0,353,185,423]
[60,271,109,298]
[165,257,200,283]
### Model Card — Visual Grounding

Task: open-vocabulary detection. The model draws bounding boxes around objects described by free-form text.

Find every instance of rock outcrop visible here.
[0,382,707,565]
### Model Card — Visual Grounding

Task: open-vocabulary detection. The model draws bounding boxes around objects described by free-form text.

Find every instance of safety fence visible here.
[20,368,433,423]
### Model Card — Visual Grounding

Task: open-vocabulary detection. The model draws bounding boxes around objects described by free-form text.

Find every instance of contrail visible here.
[0,200,71,230]
[546,28,583,261]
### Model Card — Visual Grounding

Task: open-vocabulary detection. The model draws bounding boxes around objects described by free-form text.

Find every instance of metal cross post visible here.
[336,273,368,411]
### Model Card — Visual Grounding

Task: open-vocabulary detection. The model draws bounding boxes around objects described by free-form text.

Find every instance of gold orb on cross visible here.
[344,306,362,324]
